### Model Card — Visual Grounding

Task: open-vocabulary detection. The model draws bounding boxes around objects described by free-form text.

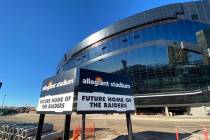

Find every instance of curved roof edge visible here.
[69,3,183,57]
[57,0,210,72]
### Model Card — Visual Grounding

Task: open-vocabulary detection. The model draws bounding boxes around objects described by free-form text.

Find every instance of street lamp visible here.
[2,94,6,108]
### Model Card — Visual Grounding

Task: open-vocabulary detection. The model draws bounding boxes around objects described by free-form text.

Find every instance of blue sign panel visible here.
[77,69,135,113]
[37,68,76,114]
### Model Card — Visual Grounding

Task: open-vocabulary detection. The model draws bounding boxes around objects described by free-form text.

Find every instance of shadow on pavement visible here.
[113,131,191,140]
[95,128,110,131]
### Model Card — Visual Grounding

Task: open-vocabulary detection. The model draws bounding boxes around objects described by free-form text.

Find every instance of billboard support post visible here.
[35,114,45,140]
[126,113,133,140]
[64,114,71,140]
[81,114,86,140]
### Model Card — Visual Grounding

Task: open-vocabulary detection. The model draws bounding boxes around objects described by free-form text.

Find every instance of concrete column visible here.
[165,106,170,117]
[203,105,207,116]
[190,106,207,116]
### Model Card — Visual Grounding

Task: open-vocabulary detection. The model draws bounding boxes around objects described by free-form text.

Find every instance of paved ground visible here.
[1,113,210,140]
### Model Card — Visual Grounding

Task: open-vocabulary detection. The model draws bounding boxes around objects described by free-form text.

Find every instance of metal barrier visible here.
[175,125,210,140]
[73,125,80,140]
[73,122,95,140]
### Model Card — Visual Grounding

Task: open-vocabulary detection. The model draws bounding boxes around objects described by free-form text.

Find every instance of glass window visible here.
[65,19,210,105]
[191,14,199,20]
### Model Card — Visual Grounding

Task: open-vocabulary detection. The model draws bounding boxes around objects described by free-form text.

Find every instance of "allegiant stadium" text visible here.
[82,78,131,89]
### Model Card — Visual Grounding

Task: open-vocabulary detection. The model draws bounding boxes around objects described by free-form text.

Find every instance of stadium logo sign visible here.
[82,77,131,89]
[42,79,74,92]
[82,77,109,87]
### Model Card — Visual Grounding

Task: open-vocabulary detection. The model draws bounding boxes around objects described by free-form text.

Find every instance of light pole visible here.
[2,94,6,108]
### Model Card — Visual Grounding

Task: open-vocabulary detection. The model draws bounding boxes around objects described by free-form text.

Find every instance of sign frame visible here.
[35,68,135,140]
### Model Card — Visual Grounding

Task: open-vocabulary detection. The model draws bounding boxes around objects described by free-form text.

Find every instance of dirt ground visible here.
[1,112,210,140]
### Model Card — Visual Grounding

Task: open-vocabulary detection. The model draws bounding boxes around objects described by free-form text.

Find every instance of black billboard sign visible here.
[77,69,135,113]
[37,68,76,114]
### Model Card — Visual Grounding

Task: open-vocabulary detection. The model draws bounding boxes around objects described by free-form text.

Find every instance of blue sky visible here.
[0,0,194,107]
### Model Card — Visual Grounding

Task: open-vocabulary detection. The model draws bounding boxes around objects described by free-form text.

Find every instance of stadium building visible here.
[57,0,210,116]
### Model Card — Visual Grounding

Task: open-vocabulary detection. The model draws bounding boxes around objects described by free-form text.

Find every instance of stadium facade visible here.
[57,0,210,116]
